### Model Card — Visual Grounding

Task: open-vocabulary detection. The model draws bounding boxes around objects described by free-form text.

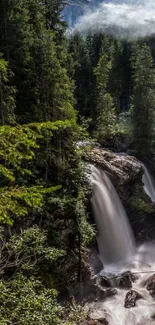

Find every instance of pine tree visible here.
[0,56,16,125]
[94,55,116,140]
[68,32,92,118]
[44,0,66,41]
[131,43,155,156]
[0,0,75,123]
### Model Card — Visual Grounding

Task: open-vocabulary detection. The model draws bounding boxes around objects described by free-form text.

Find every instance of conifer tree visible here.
[131,43,155,156]
[68,32,91,117]
[0,57,16,125]
[94,55,116,140]
[44,0,66,41]
[0,0,75,123]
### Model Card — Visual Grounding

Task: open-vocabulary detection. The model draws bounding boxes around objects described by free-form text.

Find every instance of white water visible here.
[90,165,155,325]
[90,165,135,265]
[142,166,155,203]
[74,0,155,38]
[89,245,155,325]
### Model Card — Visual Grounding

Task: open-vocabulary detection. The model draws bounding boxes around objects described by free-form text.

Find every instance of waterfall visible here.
[88,165,155,325]
[142,166,155,203]
[90,165,135,266]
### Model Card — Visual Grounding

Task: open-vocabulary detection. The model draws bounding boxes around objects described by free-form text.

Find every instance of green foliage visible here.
[0,226,64,274]
[0,119,76,185]
[0,57,16,125]
[0,118,94,299]
[0,225,67,324]
[131,43,155,156]
[0,185,61,225]
[0,1,95,324]
[95,92,117,139]
[94,55,112,91]
[94,55,117,140]
[76,189,95,246]
[0,0,75,123]
[68,32,92,118]
[129,194,153,214]
[65,303,87,325]
[118,111,133,135]
[0,275,62,325]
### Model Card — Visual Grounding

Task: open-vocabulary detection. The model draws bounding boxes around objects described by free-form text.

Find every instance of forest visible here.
[1,0,155,324]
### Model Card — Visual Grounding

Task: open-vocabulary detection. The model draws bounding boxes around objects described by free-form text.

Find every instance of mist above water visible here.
[74,0,155,38]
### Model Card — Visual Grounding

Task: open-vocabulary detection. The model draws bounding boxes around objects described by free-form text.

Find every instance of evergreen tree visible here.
[0,56,16,125]
[68,32,92,118]
[94,55,116,140]
[100,36,131,113]
[44,0,66,40]
[131,43,155,156]
[0,0,75,123]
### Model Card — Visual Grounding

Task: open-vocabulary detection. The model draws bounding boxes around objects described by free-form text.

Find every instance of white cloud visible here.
[74,0,155,38]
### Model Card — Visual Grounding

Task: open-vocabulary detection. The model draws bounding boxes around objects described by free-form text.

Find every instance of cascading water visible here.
[142,165,155,203]
[89,165,155,325]
[90,165,135,266]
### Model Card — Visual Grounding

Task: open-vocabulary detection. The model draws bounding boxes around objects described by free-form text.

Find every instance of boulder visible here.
[84,281,117,302]
[124,290,142,308]
[146,274,155,299]
[119,271,136,289]
[146,274,155,291]
[81,319,108,325]
[87,302,109,324]
[105,287,117,297]
[82,279,106,302]
[97,272,135,290]
[80,274,117,303]
[97,275,112,288]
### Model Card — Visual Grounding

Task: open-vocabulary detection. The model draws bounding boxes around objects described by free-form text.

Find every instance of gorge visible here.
[1,1,155,324]
[86,153,155,325]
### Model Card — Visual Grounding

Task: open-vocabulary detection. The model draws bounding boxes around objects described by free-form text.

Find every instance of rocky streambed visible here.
[77,146,155,325]
[82,261,155,325]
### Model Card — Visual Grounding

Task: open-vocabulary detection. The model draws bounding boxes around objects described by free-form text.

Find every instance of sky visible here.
[74,0,155,38]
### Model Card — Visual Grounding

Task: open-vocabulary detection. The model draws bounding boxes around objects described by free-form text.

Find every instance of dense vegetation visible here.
[68,33,155,157]
[1,0,155,323]
[0,1,94,324]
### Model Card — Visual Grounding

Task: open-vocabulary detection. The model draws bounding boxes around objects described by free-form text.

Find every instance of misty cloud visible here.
[74,0,155,38]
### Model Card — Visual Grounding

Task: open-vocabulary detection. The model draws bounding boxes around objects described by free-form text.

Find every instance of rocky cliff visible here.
[86,147,155,242]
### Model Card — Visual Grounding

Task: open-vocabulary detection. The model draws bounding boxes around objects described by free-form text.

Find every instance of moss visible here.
[129,194,153,214]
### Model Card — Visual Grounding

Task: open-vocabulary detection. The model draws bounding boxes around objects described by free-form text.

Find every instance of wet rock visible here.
[105,287,117,297]
[152,313,155,321]
[98,320,109,325]
[124,290,142,308]
[87,303,109,324]
[146,274,155,291]
[146,274,155,299]
[88,248,103,275]
[86,147,155,242]
[97,275,112,288]
[85,281,105,302]
[81,319,109,325]
[119,271,135,289]
[87,283,117,302]
[81,275,117,303]
[80,276,106,302]
[86,147,143,184]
